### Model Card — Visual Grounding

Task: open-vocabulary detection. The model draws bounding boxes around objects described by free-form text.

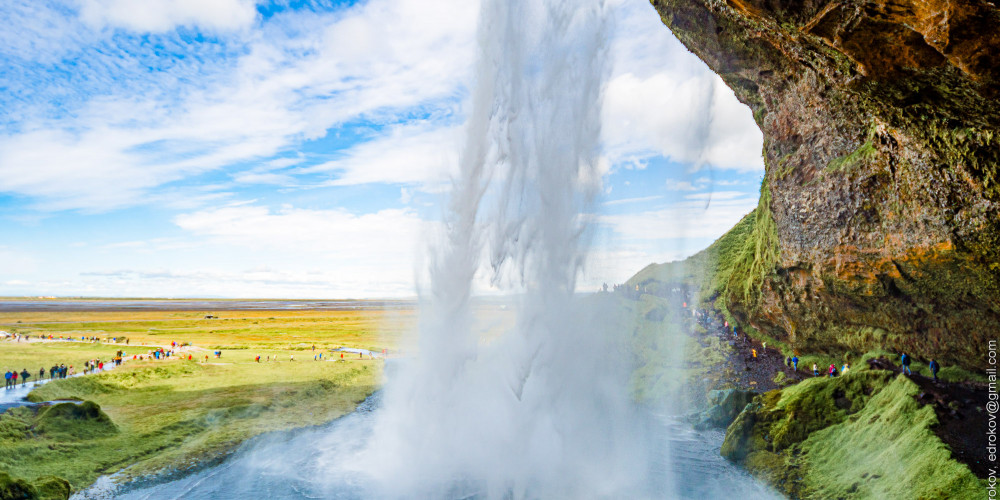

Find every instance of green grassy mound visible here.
[36,402,118,441]
[721,372,984,498]
[0,472,70,500]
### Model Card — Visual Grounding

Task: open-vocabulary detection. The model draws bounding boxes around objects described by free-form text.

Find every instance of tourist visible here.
[929,359,940,382]
[11,370,17,386]
[828,364,836,377]
[20,369,30,386]
[792,355,799,371]
[39,367,44,383]
[4,370,11,389]
[842,363,850,375]
[290,354,294,361]
[752,349,757,359]
[812,363,818,377]
[901,353,911,375]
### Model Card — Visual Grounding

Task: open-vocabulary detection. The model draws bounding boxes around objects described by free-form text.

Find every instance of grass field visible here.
[0,308,413,352]
[0,307,410,497]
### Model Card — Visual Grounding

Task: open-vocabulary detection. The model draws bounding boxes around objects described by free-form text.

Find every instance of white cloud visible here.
[602,72,763,172]
[598,194,758,242]
[77,0,258,32]
[0,0,478,211]
[307,123,461,188]
[603,195,662,206]
[665,180,697,191]
[166,203,430,296]
[173,203,425,257]
[601,0,763,172]
[0,246,39,276]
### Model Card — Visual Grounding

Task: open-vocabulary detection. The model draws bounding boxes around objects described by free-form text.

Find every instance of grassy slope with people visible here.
[1,342,127,380]
[625,213,986,498]
[0,308,405,497]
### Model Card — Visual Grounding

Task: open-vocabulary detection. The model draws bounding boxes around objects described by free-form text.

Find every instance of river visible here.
[74,393,780,500]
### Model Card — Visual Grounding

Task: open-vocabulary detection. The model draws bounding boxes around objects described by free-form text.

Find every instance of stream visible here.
[74,393,781,500]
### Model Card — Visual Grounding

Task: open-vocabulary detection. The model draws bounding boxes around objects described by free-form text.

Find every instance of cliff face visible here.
[650,0,1000,369]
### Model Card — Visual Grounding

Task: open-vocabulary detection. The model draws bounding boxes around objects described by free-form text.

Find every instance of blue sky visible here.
[0,0,763,298]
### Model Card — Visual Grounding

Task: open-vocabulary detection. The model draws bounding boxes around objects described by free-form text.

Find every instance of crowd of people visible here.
[685,303,947,385]
[5,363,73,389]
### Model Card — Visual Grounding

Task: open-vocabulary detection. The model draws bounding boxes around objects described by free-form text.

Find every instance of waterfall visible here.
[362,0,659,497]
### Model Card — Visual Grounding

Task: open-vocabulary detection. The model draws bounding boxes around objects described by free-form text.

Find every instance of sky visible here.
[0,0,764,299]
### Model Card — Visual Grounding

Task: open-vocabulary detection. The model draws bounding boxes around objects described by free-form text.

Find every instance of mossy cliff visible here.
[648,0,1000,370]
[720,372,983,498]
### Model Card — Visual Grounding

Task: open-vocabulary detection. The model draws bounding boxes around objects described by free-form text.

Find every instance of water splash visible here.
[362,0,656,497]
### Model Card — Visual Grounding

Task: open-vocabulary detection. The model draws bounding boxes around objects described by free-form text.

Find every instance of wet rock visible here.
[693,389,757,430]
[650,0,1000,372]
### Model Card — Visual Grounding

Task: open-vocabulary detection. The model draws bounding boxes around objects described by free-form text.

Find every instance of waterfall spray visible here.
[364,0,656,497]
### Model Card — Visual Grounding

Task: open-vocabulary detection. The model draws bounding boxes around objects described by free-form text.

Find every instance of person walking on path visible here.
[828,364,836,377]
[929,359,940,382]
[4,370,11,389]
[752,349,757,360]
[38,368,44,384]
[842,363,850,375]
[20,369,30,386]
[901,353,912,375]
[792,356,799,371]
[812,363,818,377]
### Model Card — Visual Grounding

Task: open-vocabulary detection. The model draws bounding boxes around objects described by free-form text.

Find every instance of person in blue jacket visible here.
[792,356,799,371]
[929,359,940,382]
[901,353,911,375]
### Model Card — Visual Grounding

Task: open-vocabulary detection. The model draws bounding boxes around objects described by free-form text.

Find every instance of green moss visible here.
[769,371,893,450]
[32,477,70,500]
[726,180,780,310]
[0,472,69,500]
[799,375,983,499]
[774,153,794,180]
[0,472,37,500]
[827,140,876,172]
[722,372,983,498]
[35,402,118,441]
